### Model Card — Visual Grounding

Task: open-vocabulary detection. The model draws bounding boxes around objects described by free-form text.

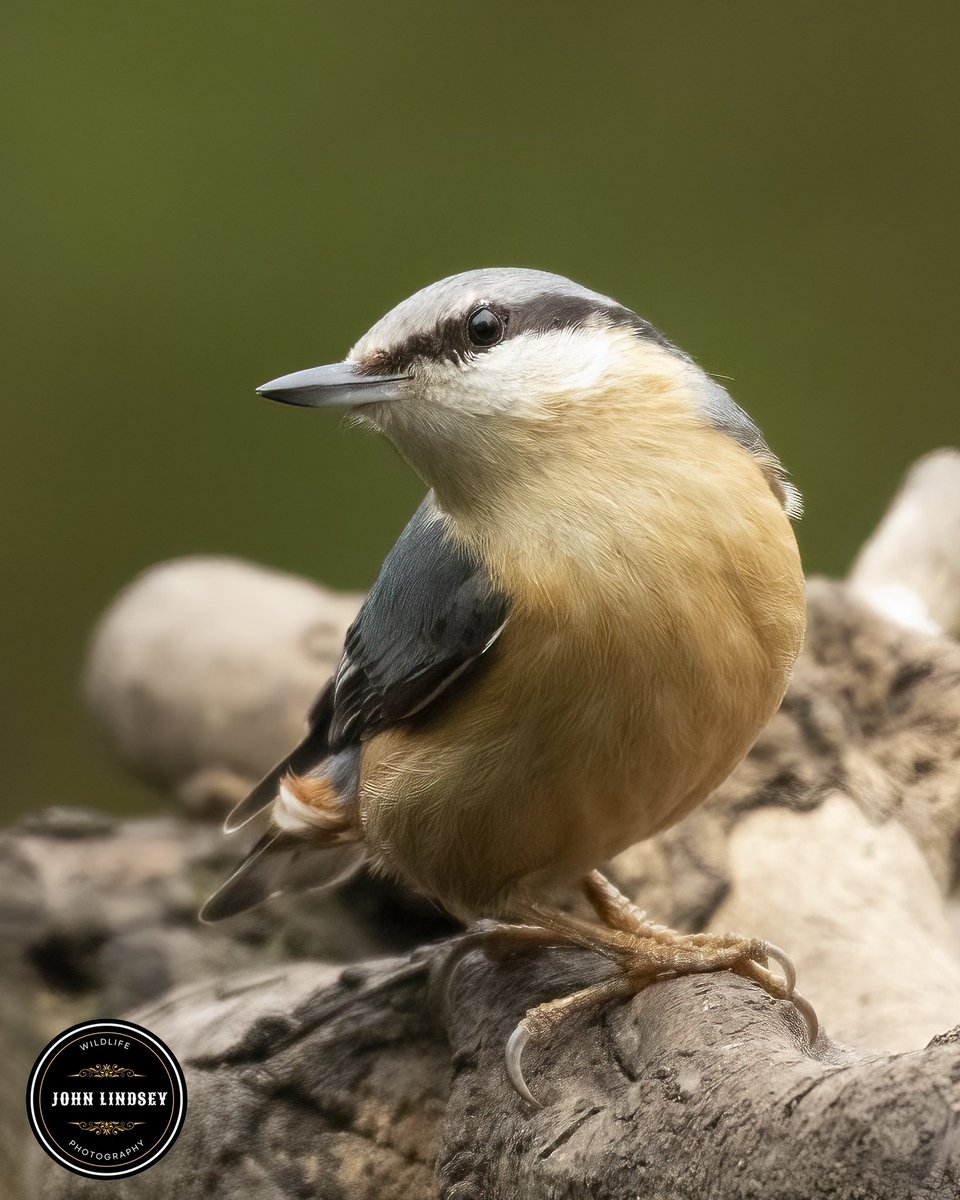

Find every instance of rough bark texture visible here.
[21,949,960,1200]
[6,449,960,1199]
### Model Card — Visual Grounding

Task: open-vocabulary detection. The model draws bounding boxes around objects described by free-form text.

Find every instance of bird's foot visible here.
[582,869,817,1035]
[500,873,818,1107]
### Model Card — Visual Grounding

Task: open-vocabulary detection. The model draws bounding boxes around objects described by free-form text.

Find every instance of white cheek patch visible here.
[429,326,627,417]
[495,328,614,391]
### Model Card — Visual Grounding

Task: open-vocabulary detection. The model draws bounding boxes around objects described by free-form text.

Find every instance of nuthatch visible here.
[201,268,811,1103]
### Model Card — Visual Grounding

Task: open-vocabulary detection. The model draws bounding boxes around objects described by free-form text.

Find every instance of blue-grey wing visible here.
[328,494,509,746]
[222,493,510,833]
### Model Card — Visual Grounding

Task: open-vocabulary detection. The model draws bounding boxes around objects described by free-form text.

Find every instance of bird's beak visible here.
[256,361,411,409]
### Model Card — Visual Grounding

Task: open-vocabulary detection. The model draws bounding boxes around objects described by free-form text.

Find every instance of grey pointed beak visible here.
[256,361,411,408]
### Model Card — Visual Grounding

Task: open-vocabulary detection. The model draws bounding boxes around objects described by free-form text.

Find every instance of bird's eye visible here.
[466,305,504,348]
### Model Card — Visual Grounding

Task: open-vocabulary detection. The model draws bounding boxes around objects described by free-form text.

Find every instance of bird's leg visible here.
[499,877,818,1106]
[581,869,673,937]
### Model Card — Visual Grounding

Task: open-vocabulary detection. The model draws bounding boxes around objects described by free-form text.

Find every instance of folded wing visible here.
[200,493,510,920]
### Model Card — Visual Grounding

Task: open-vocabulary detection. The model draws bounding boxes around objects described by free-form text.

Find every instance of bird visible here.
[200,267,812,1104]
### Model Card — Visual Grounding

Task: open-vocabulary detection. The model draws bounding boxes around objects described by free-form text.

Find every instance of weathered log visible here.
[22,945,960,1199]
[9,448,960,1199]
[0,810,451,1200]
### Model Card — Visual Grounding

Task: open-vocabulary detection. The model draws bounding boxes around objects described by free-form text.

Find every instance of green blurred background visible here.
[2,2,958,820]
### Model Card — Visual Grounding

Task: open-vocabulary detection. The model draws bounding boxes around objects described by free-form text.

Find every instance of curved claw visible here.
[750,943,819,1047]
[758,940,797,998]
[505,1021,542,1108]
[792,988,820,1047]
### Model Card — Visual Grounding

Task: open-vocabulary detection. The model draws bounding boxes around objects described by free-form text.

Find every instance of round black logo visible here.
[26,1018,187,1179]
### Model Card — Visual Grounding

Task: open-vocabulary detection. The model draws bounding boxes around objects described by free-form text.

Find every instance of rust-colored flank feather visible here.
[280,772,356,841]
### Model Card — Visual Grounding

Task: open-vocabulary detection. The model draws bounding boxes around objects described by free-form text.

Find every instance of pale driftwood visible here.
[666,576,960,1052]
[83,556,361,816]
[10,448,960,1199]
[850,448,960,638]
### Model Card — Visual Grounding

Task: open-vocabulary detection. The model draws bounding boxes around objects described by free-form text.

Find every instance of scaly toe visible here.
[502,973,637,1104]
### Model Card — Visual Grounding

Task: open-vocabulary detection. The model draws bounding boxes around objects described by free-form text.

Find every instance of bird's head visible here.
[258,268,799,518]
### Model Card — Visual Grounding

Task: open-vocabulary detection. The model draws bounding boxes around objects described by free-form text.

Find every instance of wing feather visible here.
[222,493,509,835]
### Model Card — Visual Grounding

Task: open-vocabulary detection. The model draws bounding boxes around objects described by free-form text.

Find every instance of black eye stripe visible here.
[358,314,472,376]
[507,294,677,351]
[358,292,680,377]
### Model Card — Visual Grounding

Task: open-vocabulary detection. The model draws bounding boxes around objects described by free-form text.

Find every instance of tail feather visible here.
[199,830,365,923]
[223,727,329,833]
[224,681,335,834]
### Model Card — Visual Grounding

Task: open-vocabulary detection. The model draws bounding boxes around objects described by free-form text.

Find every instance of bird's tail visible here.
[198,829,364,922]
[222,725,331,833]
[200,745,363,922]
